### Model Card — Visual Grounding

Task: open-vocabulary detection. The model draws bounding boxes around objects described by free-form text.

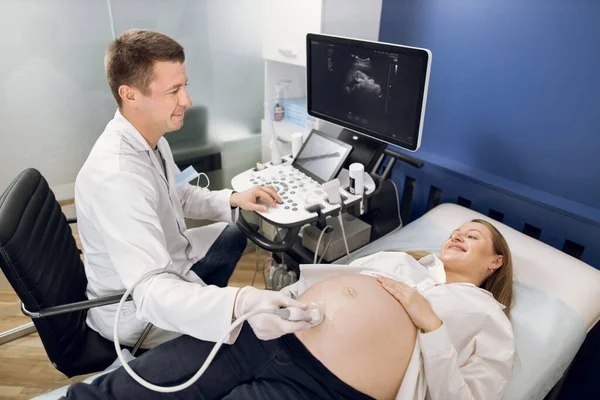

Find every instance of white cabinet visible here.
[262,0,323,67]
[260,0,383,161]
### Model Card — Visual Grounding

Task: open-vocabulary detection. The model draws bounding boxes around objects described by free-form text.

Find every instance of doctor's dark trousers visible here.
[190,224,247,287]
[62,324,373,400]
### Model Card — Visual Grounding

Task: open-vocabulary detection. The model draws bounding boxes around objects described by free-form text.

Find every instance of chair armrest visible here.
[66,217,77,224]
[22,293,132,318]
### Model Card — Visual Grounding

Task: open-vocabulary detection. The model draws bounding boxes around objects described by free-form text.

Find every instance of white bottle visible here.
[270,140,282,165]
[348,163,364,195]
[264,101,282,165]
[291,132,303,159]
[274,84,285,121]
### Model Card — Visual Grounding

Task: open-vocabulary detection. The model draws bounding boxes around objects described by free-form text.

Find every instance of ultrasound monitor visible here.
[307,34,431,152]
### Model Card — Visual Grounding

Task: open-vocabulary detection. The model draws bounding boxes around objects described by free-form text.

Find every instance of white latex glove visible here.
[235,286,312,340]
[279,281,300,299]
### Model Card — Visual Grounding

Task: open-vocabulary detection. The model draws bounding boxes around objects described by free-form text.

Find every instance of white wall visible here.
[0,0,264,196]
[111,0,265,143]
[204,1,264,139]
[0,0,115,195]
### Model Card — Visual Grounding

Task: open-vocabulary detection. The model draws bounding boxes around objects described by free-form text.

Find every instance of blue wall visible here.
[379,0,600,223]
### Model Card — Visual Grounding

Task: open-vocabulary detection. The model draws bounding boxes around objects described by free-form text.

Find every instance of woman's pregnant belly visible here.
[295,274,417,400]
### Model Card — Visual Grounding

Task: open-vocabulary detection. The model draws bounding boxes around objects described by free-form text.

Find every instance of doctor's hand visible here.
[377,277,443,333]
[234,286,311,340]
[230,186,282,213]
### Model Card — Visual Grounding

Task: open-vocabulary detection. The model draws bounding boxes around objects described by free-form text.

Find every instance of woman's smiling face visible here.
[440,221,503,280]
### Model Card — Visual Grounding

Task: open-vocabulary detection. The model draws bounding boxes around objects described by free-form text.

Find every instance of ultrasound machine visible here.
[232,33,432,289]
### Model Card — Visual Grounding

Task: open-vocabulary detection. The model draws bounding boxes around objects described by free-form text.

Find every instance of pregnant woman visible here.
[62,219,515,400]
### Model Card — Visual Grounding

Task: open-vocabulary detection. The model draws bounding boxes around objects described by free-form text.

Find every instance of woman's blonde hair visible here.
[406,219,514,317]
[471,219,514,317]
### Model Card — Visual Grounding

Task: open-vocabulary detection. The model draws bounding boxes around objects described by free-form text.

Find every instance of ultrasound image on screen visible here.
[293,133,350,182]
[344,56,383,101]
[309,39,427,148]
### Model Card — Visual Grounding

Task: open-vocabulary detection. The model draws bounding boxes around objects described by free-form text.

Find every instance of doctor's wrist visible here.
[233,286,254,319]
[232,287,243,320]
[230,191,238,209]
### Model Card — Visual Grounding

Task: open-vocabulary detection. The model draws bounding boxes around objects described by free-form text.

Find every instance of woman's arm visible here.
[419,320,514,400]
[377,277,514,400]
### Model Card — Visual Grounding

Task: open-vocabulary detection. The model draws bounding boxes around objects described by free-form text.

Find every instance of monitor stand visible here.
[337,129,387,172]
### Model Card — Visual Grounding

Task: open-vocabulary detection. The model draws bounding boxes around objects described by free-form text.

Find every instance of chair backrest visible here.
[0,168,115,377]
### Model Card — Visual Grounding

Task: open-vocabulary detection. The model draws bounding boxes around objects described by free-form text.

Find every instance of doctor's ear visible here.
[118,85,136,104]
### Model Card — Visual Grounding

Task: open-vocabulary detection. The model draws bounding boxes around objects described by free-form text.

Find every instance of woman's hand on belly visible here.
[377,276,443,333]
[295,274,417,400]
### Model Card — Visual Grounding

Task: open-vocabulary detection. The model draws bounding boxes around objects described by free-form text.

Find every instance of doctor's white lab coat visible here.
[75,110,241,348]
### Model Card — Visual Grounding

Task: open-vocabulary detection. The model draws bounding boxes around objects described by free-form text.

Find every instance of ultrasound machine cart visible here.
[231,33,431,282]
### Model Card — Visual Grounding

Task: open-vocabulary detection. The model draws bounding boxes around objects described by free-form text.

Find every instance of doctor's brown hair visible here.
[472,219,514,317]
[105,29,185,106]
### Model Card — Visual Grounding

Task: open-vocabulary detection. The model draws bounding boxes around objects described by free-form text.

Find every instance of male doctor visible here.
[75,29,311,350]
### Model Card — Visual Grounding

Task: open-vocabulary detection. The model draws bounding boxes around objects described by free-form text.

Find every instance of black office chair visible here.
[0,168,149,377]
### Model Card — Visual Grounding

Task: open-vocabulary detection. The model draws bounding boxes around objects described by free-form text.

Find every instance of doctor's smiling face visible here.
[137,61,192,135]
[105,29,192,146]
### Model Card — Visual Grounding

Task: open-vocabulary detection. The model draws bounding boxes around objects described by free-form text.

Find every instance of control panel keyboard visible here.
[249,165,325,210]
[231,158,375,228]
